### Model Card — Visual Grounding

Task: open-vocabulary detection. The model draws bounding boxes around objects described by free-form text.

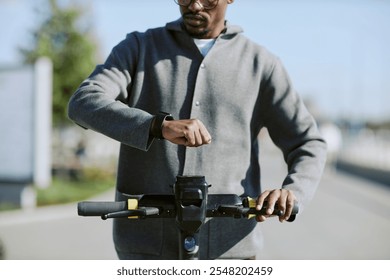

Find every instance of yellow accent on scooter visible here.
[247,197,257,219]
[127,199,139,219]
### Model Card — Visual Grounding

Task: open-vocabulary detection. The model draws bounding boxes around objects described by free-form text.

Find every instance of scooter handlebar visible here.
[77,195,299,222]
[78,201,127,216]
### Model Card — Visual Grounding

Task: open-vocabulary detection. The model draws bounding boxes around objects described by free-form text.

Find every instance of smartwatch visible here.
[150,112,174,139]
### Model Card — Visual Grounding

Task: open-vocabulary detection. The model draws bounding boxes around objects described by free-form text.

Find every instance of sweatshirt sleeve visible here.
[260,57,327,210]
[67,33,155,151]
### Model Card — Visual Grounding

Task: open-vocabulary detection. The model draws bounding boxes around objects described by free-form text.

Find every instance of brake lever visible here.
[101,207,160,220]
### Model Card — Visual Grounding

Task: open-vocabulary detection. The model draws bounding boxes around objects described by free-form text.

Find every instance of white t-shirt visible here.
[193,38,216,56]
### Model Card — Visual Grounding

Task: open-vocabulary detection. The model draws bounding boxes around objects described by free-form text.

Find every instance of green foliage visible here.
[36,169,115,207]
[20,0,97,125]
[0,168,115,211]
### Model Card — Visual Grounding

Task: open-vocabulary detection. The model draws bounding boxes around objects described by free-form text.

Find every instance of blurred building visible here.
[0,58,52,209]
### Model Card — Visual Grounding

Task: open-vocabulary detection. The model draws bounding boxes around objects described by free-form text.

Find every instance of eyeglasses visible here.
[174,0,219,10]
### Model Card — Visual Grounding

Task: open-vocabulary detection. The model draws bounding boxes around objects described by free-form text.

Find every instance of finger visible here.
[184,130,196,146]
[279,190,297,222]
[193,128,203,147]
[284,196,296,221]
[277,190,288,222]
[182,120,202,147]
[263,189,281,215]
[256,190,270,211]
[172,136,188,146]
[256,215,268,223]
[202,134,212,144]
[198,121,212,144]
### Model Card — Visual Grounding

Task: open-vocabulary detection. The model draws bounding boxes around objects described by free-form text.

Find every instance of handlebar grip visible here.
[78,201,127,216]
[290,202,299,215]
[244,197,299,222]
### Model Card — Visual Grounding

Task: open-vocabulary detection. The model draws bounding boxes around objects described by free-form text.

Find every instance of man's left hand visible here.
[255,189,297,222]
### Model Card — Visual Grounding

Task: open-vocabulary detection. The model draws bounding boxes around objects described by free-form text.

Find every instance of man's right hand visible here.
[162,119,212,147]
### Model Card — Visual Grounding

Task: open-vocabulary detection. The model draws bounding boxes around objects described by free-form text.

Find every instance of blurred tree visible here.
[20,0,97,125]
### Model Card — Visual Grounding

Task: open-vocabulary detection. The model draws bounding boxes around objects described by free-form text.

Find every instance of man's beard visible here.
[184,25,210,38]
[182,12,210,38]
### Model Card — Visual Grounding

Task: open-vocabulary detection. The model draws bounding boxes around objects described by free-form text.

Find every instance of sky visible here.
[1,0,390,122]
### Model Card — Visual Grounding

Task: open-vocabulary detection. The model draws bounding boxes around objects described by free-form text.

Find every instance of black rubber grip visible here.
[77,201,127,216]
[291,202,299,215]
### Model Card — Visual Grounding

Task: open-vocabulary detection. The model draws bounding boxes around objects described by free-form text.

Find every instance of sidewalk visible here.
[0,188,115,227]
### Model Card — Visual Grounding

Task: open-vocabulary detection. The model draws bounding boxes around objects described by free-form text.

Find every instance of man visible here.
[68,0,327,259]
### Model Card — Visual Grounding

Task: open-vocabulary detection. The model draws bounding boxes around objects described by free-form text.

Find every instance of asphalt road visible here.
[0,190,117,260]
[1,149,389,260]
[259,149,390,260]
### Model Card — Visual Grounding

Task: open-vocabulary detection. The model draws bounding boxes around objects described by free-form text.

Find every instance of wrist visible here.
[150,112,174,139]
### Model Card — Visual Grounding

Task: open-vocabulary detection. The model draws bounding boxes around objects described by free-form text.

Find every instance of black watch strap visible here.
[150,112,174,139]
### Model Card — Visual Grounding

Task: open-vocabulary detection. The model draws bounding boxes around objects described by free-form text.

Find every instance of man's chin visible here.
[184,25,210,38]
